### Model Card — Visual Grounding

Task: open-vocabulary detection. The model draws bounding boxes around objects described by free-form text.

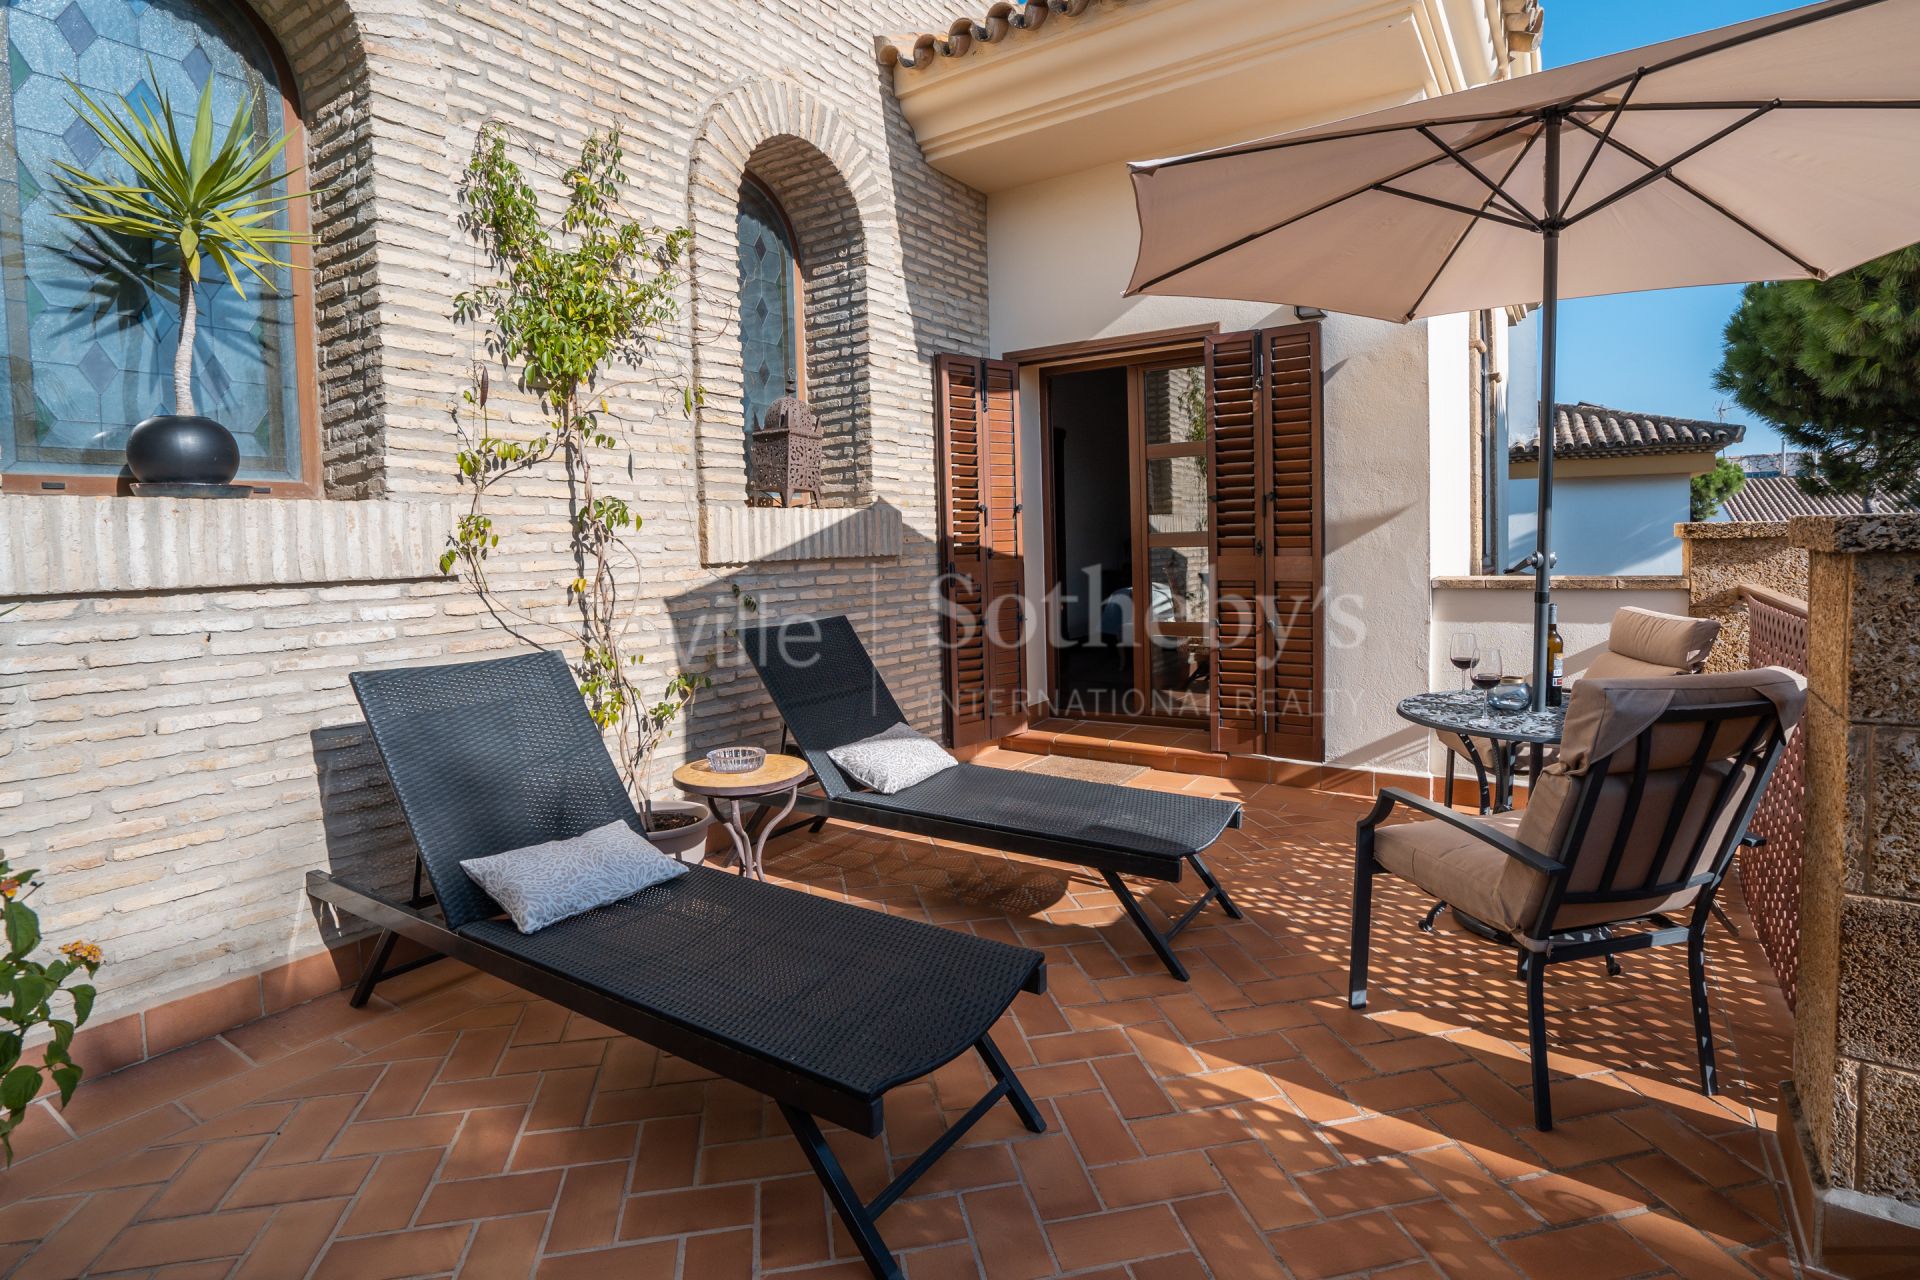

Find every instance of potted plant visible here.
[54,74,313,490]
[445,123,716,861]
[624,670,714,861]
[0,853,103,1163]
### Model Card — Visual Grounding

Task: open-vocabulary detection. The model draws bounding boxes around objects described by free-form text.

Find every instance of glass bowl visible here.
[1487,681,1533,714]
[706,746,766,774]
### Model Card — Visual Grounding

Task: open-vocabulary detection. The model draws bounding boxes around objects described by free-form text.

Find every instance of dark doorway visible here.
[1049,367,1134,719]
[1045,357,1211,724]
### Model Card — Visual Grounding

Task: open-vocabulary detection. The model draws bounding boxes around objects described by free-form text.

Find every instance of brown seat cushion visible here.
[1372,811,1546,934]
[1371,809,1704,934]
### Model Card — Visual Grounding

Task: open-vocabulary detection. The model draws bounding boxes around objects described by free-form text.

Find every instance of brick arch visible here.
[688,79,900,508]
[238,0,449,498]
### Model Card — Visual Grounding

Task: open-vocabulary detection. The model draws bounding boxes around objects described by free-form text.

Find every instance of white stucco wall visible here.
[1318,312,1448,771]
[989,164,1298,355]
[1428,312,1472,580]
[1507,472,1694,576]
[989,161,1470,770]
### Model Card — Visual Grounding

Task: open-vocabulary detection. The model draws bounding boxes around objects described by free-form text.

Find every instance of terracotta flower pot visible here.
[644,797,715,864]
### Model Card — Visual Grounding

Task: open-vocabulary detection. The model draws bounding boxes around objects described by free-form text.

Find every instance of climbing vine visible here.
[445,123,705,818]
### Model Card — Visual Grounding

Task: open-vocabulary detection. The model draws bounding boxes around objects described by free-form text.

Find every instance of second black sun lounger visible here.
[311,651,1046,1280]
[741,615,1245,981]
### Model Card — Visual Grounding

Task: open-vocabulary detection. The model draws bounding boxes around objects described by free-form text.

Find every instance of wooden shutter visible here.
[1204,325,1323,761]
[1206,332,1267,754]
[1262,324,1323,761]
[936,355,1028,747]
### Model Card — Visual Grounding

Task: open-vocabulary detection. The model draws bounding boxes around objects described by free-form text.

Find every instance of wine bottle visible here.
[1547,604,1565,707]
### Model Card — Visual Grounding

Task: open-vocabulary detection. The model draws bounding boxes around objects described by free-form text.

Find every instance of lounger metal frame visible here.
[742,617,1245,981]
[764,786,1242,981]
[310,864,1045,1280]
[327,649,1055,1280]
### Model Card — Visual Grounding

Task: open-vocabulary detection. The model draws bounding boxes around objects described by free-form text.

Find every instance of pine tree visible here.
[1690,456,1747,522]
[1714,245,1920,511]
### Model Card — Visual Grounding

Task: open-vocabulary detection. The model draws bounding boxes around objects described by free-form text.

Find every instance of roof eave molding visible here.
[883,0,1543,194]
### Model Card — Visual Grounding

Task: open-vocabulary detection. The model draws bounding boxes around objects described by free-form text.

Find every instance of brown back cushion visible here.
[1603,607,1720,673]
[1518,668,1805,919]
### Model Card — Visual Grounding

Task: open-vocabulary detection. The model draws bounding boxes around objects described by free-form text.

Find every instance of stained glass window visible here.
[735,176,798,437]
[0,0,306,484]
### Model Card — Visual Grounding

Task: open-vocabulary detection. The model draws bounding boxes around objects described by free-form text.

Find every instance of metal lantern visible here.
[749,394,822,507]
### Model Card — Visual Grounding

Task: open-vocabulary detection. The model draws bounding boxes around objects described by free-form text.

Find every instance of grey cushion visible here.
[827,722,958,794]
[460,819,688,934]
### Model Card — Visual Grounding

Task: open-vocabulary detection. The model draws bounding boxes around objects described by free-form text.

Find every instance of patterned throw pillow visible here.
[827,721,958,794]
[460,819,689,934]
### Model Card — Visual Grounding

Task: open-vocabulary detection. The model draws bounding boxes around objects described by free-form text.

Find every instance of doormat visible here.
[1023,754,1147,784]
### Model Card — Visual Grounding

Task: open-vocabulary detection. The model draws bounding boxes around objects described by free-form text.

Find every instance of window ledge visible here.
[1432,574,1690,591]
[0,495,457,597]
[701,501,904,567]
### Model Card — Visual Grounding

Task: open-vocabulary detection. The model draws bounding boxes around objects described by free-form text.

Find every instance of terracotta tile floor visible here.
[0,750,1806,1279]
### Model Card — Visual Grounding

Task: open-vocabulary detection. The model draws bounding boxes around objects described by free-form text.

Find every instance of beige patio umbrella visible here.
[1125,0,1920,706]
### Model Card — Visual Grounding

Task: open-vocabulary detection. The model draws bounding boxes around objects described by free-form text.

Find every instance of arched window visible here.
[0,0,315,493]
[735,174,803,437]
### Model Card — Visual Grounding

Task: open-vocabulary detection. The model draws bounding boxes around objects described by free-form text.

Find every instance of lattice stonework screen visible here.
[0,0,303,482]
[1743,590,1810,1007]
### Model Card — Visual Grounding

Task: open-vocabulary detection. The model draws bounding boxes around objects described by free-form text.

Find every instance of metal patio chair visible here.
[312,651,1048,1280]
[1351,665,1804,1130]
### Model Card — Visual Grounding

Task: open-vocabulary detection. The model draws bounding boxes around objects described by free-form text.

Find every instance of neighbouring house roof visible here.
[1719,473,1913,521]
[1510,403,1746,462]
[1730,450,1813,478]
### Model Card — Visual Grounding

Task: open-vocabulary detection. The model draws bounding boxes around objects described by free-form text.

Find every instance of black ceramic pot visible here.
[125,415,241,486]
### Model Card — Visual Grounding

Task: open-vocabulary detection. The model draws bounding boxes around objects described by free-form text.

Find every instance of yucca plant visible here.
[52,73,313,417]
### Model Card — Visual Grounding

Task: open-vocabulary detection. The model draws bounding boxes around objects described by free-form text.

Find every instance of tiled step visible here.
[1002,718,1500,806]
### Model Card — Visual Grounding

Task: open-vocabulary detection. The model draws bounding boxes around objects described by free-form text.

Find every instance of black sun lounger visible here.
[309,651,1046,1280]
[741,616,1245,981]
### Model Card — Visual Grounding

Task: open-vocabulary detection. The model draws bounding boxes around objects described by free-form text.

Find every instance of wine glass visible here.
[1448,633,1479,692]
[1470,646,1506,724]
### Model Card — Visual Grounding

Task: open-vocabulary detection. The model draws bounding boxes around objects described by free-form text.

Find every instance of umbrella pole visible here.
[1531,113,1562,712]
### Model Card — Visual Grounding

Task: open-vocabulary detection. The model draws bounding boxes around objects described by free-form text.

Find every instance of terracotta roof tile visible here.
[1719,474,1912,521]
[881,0,1544,73]
[880,0,1120,71]
[1510,403,1744,462]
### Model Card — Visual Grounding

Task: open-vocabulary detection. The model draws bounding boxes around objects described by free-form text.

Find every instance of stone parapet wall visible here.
[1676,521,1809,670]
[1,0,988,1032]
[1785,514,1920,1262]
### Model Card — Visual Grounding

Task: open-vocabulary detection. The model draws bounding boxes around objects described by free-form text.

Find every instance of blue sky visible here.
[1540,0,1805,455]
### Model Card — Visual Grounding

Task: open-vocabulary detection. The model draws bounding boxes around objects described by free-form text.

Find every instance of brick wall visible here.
[0,0,989,1028]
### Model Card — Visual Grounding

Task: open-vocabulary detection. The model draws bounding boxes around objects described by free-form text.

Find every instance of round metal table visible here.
[673,754,811,881]
[1396,689,1565,814]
